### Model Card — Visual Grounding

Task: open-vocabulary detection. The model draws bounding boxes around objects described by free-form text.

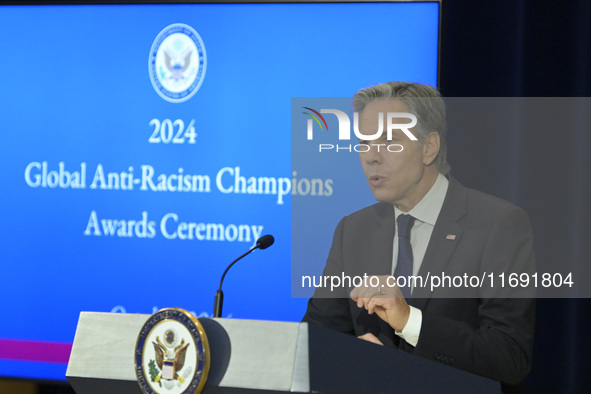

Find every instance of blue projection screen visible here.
[0,1,439,381]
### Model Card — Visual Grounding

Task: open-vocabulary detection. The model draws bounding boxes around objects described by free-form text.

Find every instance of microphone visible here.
[213,235,274,318]
[256,234,274,249]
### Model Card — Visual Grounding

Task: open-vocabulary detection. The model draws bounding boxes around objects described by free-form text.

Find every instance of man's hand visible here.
[357,333,384,346]
[350,275,411,332]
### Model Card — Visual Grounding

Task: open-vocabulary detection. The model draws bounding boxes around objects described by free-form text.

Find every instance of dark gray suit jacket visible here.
[303,176,536,387]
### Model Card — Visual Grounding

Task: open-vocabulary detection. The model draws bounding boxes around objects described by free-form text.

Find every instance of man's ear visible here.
[422,132,440,166]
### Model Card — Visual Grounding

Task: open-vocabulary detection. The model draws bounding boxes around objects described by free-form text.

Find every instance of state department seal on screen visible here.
[135,308,210,394]
[148,23,207,103]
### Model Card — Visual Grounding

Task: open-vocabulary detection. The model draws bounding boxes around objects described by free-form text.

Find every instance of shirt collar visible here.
[394,172,449,226]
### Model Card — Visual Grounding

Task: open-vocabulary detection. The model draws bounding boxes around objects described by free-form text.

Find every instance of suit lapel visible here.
[371,205,398,345]
[411,177,467,308]
[364,203,395,276]
[351,204,397,344]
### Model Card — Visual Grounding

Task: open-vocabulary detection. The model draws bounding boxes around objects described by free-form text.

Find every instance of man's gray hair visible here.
[353,82,449,175]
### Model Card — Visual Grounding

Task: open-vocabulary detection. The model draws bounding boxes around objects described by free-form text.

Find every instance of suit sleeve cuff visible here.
[395,306,422,347]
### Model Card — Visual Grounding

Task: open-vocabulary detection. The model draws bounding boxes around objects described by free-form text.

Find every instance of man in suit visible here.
[302,82,535,392]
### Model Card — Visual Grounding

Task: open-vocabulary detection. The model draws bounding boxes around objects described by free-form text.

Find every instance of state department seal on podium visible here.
[135,308,210,394]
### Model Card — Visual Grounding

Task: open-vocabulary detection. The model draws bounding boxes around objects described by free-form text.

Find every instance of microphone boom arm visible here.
[212,235,274,318]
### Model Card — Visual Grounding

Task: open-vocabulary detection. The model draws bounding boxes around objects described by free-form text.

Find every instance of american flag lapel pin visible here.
[446,234,456,240]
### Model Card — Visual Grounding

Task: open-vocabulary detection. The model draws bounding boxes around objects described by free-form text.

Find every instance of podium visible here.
[66,312,500,393]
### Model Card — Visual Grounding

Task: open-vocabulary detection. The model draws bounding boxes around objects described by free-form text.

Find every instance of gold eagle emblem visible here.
[152,336,190,383]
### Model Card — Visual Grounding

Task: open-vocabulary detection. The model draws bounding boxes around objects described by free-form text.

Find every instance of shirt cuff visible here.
[395,306,422,347]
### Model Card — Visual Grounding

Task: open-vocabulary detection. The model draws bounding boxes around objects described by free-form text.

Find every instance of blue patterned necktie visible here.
[394,214,415,299]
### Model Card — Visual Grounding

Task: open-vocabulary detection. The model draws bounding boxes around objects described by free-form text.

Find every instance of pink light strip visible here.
[0,339,72,364]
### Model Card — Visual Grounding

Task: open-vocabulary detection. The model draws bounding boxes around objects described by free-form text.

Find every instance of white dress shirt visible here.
[392,172,449,347]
